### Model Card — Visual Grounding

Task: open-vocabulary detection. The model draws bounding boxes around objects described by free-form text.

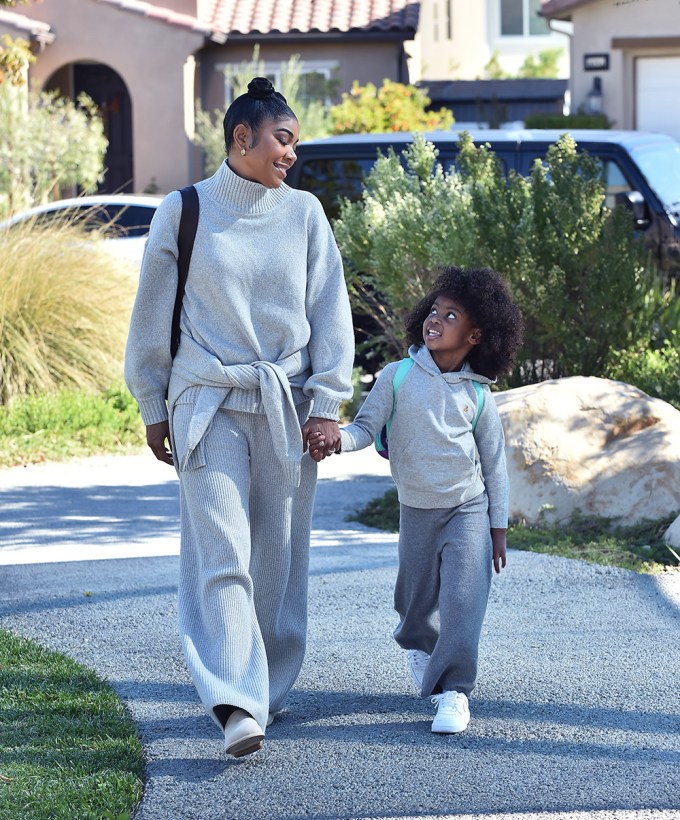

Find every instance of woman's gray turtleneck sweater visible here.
[125,160,354,480]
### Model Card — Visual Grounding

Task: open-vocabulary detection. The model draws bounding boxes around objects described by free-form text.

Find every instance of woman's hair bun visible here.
[247,77,276,100]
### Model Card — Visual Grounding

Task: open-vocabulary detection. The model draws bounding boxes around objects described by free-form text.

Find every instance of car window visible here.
[31,205,108,232]
[298,158,376,220]
[101,204,156,237]
[597,160,634,209]
[29,203,155,238]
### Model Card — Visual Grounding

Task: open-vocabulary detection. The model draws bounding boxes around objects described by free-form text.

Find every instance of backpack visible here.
[374,358,485,459]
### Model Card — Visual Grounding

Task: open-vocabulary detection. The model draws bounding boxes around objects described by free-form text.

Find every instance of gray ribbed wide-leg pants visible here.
[393,492,492,698]
[172,392,316,733]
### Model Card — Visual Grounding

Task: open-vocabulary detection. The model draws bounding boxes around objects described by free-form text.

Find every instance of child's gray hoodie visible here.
[340,345,508,528]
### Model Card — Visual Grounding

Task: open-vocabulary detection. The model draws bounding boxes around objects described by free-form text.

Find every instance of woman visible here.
[125,78,354,757]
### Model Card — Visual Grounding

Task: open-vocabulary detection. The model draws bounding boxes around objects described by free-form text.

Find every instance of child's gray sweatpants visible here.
[393,491,493,698]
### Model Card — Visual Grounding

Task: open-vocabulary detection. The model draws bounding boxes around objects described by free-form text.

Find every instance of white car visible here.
[0,193,163,271]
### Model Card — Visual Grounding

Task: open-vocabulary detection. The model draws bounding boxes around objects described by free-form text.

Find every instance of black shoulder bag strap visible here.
[170,184,200,358]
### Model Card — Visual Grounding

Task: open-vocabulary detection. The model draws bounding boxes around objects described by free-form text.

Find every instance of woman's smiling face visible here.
[235,116,299,188]
[422,295,481,372]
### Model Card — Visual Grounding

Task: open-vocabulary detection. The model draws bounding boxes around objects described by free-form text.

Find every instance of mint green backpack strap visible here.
[374,358,413,456]
[471,381,485,432]
[392,357,414,397]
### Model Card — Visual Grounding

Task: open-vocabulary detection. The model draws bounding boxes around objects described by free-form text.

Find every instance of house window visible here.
[500,0,549,36]
[432,1,453,42]
[219,61,337,107]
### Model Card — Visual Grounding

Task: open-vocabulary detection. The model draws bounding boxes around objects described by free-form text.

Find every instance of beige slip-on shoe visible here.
[223,709,264,757]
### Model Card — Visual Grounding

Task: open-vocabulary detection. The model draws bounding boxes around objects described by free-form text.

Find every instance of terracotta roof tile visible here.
[209,0,419,37]
[93,0,216,37]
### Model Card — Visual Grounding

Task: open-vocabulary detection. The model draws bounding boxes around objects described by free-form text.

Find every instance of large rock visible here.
[495,376,680,526]
[663,515,680,551]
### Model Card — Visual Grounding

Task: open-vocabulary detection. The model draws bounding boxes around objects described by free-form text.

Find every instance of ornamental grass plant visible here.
[0,217,137,406]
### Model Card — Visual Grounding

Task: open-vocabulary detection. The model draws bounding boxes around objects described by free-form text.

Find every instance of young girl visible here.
[312,266,523,734]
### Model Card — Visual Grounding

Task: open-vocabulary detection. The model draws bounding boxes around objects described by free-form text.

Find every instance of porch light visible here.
[586,77,603,115]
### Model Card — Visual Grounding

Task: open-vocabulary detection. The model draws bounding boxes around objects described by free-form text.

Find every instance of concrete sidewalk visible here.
[0,450,679,820]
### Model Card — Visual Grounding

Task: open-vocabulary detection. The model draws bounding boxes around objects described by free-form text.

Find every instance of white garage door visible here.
[636,56,680,143]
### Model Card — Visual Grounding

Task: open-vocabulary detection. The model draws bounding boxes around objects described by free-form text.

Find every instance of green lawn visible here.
[0,630,144,820]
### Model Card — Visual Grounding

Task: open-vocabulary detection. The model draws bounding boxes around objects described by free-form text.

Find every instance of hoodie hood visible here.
[409,344,496,386]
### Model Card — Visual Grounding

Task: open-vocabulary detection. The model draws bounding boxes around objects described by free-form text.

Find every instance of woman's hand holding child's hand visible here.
[301,417,341,461]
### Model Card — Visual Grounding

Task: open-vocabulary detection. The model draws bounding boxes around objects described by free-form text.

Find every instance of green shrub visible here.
[340,367,367,421]
[524,113,611,129]
[0,219,137,405]
[605,339,680,409]
[517,47,564,79]
[0,385,145,466]
[334,132,664,386]
[333,137,476,358]
[0,40,107,217]
[330,79,454,135]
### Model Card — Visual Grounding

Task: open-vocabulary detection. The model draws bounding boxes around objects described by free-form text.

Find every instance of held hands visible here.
[301,416,341,462]
[146,420,174,465]
[307,431,328,462]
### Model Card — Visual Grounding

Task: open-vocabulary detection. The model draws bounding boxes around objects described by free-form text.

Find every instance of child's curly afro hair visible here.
[404,266,524,379]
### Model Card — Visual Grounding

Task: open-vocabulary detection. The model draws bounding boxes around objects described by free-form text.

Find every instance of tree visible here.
[483,52,510,80]
[333,133,664,387]
[329,80,454,135]
[483,47,564,80]
[517,47,563,79]
[0,34,34,85]
[0,37,107,218]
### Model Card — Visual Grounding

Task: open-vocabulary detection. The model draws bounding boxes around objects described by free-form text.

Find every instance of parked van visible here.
[285,129,680,277]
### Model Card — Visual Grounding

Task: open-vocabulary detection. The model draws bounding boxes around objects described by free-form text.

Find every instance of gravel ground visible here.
[0,450,678,820]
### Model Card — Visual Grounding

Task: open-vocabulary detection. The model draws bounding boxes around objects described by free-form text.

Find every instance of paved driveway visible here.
[0,451,678,820]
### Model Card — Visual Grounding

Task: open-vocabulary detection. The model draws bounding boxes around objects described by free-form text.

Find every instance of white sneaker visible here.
[431,690,470,733]
[406,649,430,689]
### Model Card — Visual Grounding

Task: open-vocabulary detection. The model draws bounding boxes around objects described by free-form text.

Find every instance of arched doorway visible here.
[46,63,133,193]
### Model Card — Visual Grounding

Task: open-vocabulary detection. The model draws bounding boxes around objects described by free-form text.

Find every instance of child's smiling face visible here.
[422,295,481,372]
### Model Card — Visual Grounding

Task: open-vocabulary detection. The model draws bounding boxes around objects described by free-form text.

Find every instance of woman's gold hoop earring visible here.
[240,147,246,157]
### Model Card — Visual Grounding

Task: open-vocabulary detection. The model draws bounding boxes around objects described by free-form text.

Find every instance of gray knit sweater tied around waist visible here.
[173,335,304,485]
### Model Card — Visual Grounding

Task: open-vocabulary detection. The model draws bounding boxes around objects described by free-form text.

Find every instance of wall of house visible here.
[198,39,411,112]
[410,0,487,80]
[410,0,569,82]
[568,0,680,132]
[485,0,570,78]
[21,0,204,194]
